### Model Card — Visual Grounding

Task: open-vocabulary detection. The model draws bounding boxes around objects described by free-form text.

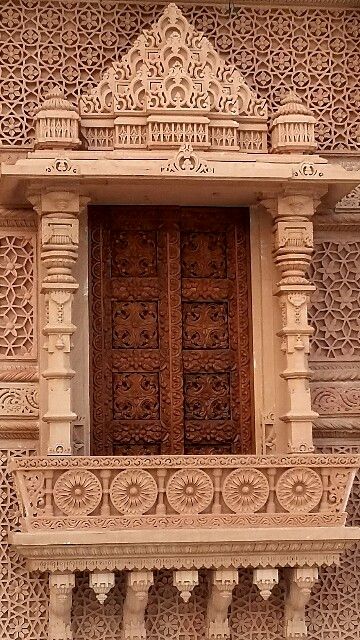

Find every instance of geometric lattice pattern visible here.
[309,242,360,359]
[0,235,35,359]
[0,2,359,151]
[0,450,48,640]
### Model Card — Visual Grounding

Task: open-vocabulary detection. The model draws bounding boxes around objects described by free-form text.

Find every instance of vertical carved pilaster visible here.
[284,567,318,640]
[49,572,75,640]
[206,569,238,640]
[122,570,154,640]
[28,190,88,455]
[262,193,321,453]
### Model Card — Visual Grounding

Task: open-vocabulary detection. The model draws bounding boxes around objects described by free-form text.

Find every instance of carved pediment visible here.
[79,3,268,152]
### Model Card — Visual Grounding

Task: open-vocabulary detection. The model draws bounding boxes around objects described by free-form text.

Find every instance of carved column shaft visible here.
[263,193,320,453]
[29,190,85,455]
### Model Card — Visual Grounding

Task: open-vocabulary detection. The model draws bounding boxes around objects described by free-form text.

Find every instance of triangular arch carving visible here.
[79,3,268,152]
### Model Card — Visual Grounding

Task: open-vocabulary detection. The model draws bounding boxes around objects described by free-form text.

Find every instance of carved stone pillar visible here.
[262,192,321,453]
[122,570,154,640]
[206,569,238,640]
[49,572,75,640]
[28,190,87,455]
[284,567,318,640]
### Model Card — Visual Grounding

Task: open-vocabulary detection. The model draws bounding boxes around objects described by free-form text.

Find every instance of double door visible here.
[90,206,253,455]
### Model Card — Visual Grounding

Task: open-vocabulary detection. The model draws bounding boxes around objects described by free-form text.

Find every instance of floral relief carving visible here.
[161,145,215,174]
[110,469,158,515]
[10,454,358,532]
[0,234,36,359]
[166,469,214,514]
[53,470,102,516]
[276,468,323,513]
[222,469,269,513]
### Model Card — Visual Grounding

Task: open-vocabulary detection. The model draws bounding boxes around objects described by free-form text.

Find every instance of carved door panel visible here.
[90,206,253,455]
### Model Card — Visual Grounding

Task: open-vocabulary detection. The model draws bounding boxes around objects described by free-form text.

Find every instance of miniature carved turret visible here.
[34,88,80,150]
[270,91,316,154]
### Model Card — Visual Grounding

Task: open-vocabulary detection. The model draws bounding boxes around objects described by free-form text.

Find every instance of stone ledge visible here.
[11,526,360,572]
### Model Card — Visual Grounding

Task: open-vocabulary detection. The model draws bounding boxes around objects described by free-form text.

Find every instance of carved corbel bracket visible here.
[253,567,279,600]
[49,572,75,640]
[174,570,199,602]
[122,570,154,640]
[89,571,115,604]
[284,567,318,640]
[206,569,239,640]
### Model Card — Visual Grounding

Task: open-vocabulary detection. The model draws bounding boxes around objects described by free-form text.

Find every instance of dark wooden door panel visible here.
[90,206,253,455]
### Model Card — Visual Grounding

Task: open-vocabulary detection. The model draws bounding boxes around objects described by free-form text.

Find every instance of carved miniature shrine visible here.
[0,2,360,640]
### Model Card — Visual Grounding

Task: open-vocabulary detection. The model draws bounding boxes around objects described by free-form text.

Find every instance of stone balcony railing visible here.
[9,453,360,640]
[9,453,360,563]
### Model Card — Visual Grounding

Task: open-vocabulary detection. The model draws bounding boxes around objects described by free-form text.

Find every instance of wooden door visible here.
[90,206,253,455]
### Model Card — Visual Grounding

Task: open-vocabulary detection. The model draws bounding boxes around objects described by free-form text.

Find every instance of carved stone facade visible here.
[0,2,359,640]
[0,2,359,152]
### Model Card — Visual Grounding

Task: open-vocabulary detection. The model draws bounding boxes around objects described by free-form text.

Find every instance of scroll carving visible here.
[284,568,318,639]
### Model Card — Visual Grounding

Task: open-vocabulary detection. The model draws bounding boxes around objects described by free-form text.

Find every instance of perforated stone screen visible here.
[0,1,359,151]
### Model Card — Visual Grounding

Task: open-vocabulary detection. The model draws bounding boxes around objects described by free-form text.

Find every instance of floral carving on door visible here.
[90,206,253,455]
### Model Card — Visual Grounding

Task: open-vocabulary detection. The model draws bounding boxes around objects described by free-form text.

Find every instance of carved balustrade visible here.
[10,454,359,533]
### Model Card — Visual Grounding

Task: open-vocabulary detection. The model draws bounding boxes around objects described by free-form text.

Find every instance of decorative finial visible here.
[270,89,317,154]
[34,86,80,150]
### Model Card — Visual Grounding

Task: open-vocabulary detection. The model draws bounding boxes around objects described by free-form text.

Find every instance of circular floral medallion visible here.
[276,468,323,513]
[166,469,214,514]
[110,469,157,515]
[53,470,102,515]
[223,469,269,513]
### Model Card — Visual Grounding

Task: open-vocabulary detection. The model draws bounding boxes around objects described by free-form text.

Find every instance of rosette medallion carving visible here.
[223,469,269,513]
[53,470,102,515]
[276,468,323,513]
[110,469,158,515]
[166,469,214,514]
